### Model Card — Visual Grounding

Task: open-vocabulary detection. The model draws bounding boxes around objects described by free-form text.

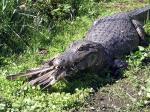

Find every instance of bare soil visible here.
[77,68,150,112]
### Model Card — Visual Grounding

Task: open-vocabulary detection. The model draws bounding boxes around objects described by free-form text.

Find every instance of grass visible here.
[0,0,150,111]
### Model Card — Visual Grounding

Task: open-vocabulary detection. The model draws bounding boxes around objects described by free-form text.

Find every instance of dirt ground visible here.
[83,80,145,112]
[68,61,150,112]
[79,71,150,112]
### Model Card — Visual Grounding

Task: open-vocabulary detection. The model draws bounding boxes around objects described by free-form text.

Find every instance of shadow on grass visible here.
[46,68,125,94]
[0,30,29,57]
[0,57,9,68]
[142,57,150,65]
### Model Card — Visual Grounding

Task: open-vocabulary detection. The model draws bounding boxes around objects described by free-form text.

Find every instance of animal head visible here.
[52,40,105,75]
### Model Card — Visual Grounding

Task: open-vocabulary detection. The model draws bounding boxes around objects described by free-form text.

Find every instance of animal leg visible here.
[132,19,149,46]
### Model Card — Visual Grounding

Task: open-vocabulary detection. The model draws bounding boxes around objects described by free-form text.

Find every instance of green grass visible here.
[0,0,150,111]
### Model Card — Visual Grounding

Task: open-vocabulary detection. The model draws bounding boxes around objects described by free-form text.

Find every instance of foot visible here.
[140,40,149,47]
[111,59,128,76]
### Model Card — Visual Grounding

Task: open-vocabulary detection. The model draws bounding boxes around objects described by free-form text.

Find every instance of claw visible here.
[38,69,66,88]
[42,77,57,89]
[39,73,55,86]
[6,67,54,80]
[29,69,56,85]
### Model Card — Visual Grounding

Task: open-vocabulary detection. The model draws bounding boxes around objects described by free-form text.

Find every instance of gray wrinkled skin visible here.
[53,40,109,72]
[85,13,140,58]
[7,6,150,88]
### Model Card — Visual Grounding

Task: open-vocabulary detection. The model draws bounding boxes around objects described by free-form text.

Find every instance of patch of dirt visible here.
[76,73,150,112]
[80,79,141,112]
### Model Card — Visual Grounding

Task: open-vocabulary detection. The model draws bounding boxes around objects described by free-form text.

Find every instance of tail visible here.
[129,5,150,24]
[6,58,67,88]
